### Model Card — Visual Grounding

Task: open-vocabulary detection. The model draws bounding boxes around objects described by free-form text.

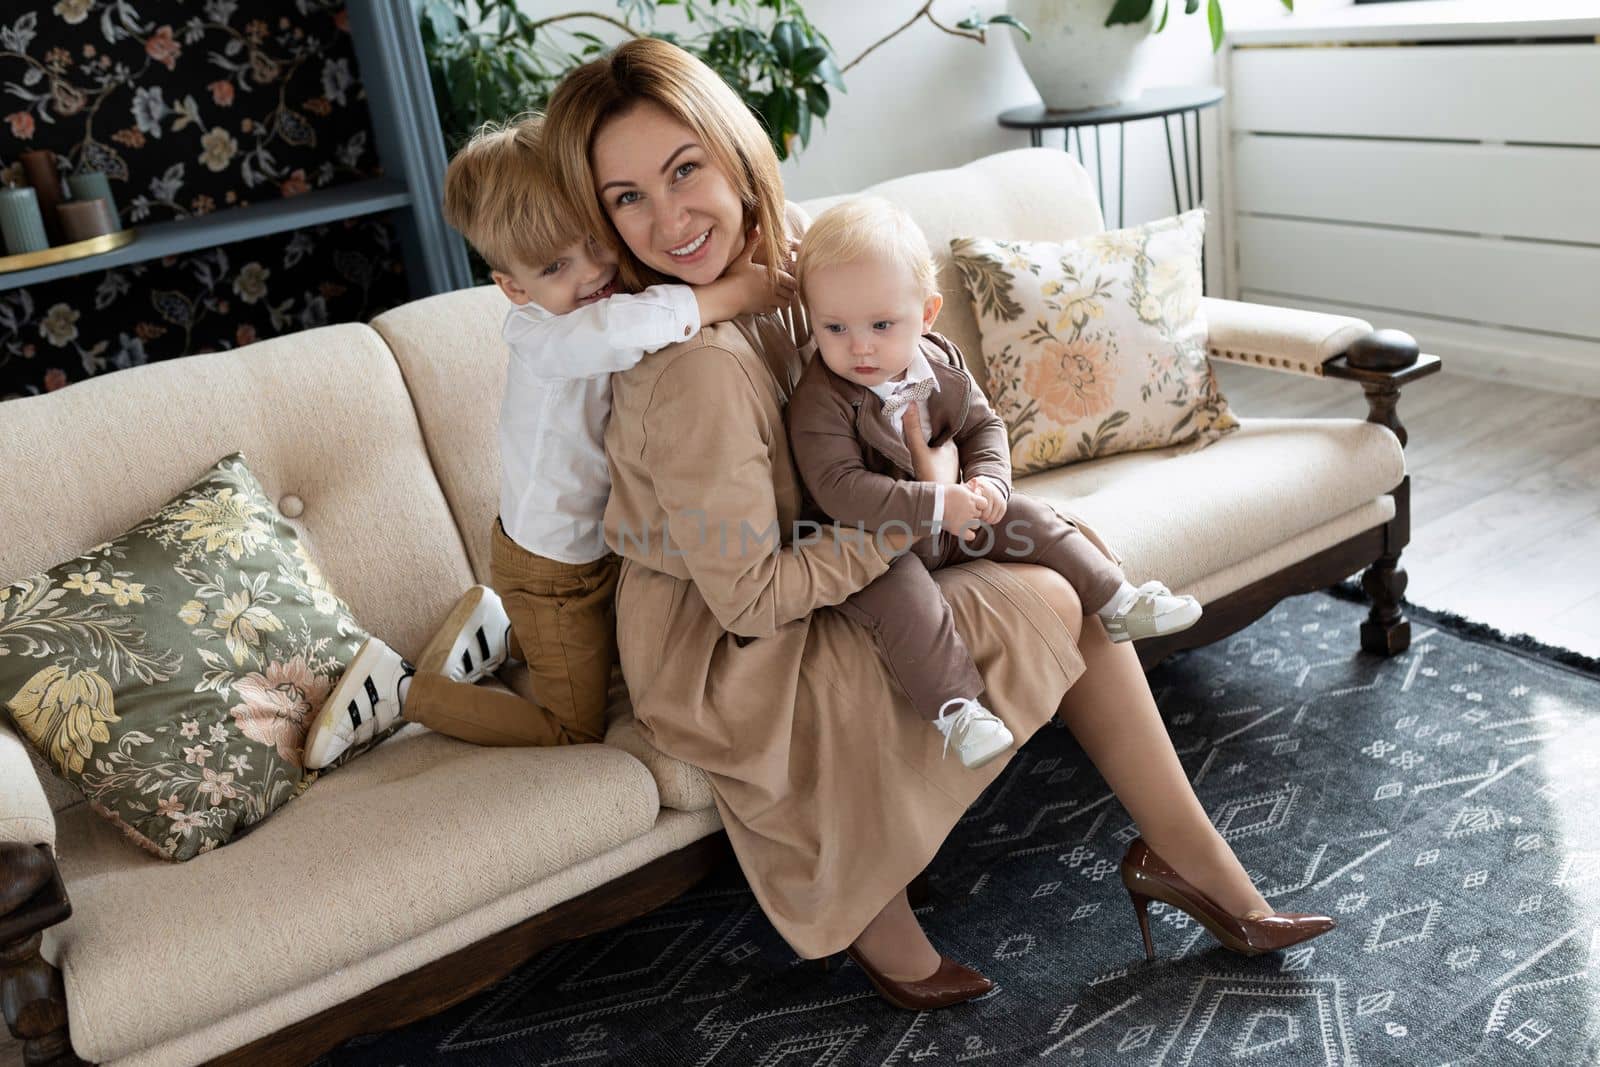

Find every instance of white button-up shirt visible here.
[867,350,947,532]
[865,348,1007,534]
[499,285,699,563]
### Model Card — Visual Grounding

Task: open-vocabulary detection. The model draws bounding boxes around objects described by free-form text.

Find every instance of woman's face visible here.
[591,101,747,286]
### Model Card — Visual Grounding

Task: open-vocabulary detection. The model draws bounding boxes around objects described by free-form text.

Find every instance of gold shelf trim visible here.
[0,228,138,275]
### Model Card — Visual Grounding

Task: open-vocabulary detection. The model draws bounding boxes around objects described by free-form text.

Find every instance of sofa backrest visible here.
[371,286,512,583]
[799,147,1104,396]
[0,324,477,810]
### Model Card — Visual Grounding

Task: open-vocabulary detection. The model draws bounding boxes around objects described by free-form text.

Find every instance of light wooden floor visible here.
[1214,363,1600,659]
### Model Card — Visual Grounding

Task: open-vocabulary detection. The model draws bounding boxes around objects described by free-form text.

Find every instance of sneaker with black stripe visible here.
[301,637,413,770]
[415,584,513,684]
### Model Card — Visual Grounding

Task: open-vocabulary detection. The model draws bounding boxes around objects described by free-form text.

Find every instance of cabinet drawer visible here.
[1236,216,1600,339]
[1231,43,1600,144]
[1235,136,1600,244]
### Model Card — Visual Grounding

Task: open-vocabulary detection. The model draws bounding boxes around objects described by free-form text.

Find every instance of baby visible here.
[785,197,1200,770]
[302,114,792,768]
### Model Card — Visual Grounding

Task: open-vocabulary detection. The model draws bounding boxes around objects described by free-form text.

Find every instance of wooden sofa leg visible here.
[1,844,82,1067]
[1361,476,1412,656]
[1339,329,1430,658]
[1,934,80,1066]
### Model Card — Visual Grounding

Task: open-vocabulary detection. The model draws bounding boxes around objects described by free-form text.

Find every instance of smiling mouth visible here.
[667,229,711,258]
[580,279,618,304]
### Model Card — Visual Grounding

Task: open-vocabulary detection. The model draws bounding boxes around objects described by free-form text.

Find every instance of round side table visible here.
[999,86,1225,230]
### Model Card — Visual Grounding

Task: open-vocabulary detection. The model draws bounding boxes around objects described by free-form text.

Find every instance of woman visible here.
[542,39,1334,1009]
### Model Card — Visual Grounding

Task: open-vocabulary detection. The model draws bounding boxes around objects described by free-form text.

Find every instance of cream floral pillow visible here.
[1,454,376,861]
[951,210,1237,476]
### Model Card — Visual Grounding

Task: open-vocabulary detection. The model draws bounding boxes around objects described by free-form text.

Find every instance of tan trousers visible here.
[404,520,620,747]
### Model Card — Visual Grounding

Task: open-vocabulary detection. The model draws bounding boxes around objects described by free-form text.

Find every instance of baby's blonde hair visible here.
[796,196,939,301]
[441,112,580,274]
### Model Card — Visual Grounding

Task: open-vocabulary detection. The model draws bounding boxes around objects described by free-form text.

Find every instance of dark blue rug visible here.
[322,592,1600,1066]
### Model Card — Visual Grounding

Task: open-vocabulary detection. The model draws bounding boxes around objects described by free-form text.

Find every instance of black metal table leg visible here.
[1164,114,1183,216]
[1094,125,1104,208]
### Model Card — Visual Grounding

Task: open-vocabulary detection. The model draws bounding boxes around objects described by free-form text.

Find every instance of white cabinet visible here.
[1226,5,1600,394]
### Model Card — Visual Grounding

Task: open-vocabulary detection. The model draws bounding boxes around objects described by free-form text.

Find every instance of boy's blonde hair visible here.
[543,38,789,296]
[796,197,940,302]
[441,113,580,274]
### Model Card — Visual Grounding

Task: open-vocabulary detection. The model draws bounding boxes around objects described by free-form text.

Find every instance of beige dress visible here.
[603,210,1115,959]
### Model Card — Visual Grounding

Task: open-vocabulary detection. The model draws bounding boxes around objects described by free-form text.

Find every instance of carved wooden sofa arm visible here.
[1204,297,1443,655]
[2,721,82,1066]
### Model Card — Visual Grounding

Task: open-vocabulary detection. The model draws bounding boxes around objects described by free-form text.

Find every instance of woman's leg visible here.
[1053,603,1271,917]
[851,890,943,980]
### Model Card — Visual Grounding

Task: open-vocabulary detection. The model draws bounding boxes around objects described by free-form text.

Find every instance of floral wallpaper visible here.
[0,1,408,400]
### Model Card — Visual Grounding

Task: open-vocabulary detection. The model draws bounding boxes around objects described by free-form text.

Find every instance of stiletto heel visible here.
[1128,890,1156,961]
[1118,838,1337,959]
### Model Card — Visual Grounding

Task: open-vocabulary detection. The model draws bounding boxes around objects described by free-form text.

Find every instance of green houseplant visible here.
[417,0,1025,161]
[1107,0,1294,52]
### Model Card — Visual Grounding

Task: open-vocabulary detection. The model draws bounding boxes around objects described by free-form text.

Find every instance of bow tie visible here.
[879,377,934,417]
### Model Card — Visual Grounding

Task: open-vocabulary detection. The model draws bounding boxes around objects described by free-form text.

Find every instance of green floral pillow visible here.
[1,454,371,861]
[952,210,1238,476]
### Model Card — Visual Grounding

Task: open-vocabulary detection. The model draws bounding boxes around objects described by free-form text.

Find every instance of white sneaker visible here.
[416,585,512,683]
[1101,580,1202,644]
[933,698,1014,770]
[302,637,413,770]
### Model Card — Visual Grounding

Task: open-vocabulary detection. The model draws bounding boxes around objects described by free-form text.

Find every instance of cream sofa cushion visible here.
[1019,417,1405,595]
[800,147,1104,398]
[41,727,661,1064]
[103,807,723,1067]
[0,719,52,846]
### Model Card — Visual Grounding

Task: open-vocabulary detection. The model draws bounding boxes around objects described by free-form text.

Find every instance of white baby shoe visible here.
[933,697,1015,770]
[416,584,513,683]
[1100,580,1202,644]
[302,637,413,770]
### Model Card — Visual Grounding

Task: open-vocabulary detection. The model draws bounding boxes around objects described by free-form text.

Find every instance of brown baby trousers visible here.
[403,519,620,746]
[835,493,1124,721]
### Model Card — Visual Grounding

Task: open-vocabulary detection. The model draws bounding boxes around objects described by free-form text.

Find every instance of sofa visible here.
[0,147,1436,1067]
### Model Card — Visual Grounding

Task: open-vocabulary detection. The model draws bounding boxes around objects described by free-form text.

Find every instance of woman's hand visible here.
[902,407,960,485]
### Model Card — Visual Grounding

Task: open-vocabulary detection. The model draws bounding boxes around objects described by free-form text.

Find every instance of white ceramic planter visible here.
[1007,0,1156,111]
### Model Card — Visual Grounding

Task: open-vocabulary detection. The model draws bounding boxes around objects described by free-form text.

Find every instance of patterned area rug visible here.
[322,592,1600,1066]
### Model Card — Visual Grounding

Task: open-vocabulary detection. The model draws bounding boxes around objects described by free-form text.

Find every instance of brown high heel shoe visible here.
[1120,838,1336,960]
[827,945,993,1010]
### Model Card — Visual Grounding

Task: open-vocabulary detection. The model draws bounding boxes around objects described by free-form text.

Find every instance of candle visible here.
[58,198,117,243]
[67,171,121,230]
[0,185,49,255]
[19,150,65,246]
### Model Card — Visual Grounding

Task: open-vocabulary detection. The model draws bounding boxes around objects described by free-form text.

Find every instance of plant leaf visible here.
[985,13,1031,42]
[1208,0,1225,50]
[1105,0,1155,27]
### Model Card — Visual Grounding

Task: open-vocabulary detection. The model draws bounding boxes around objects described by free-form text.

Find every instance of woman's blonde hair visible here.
[441,112,581,274]
[543,38,788,295]
[796,197,940,301]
